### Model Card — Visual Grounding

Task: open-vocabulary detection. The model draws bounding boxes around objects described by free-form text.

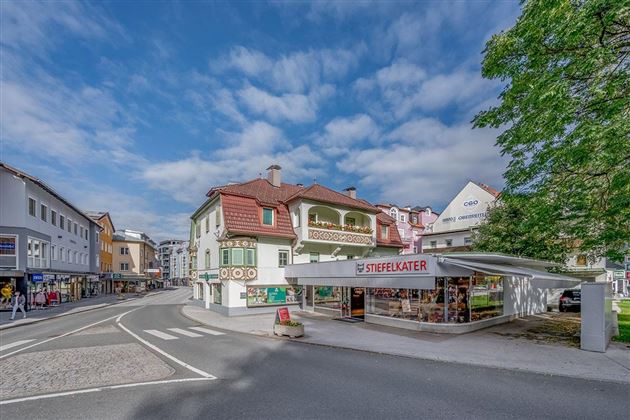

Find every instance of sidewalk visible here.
[182,305,630,384]
[0,293,139,330]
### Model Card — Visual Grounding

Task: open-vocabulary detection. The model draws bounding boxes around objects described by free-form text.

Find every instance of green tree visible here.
[474,0,630,262]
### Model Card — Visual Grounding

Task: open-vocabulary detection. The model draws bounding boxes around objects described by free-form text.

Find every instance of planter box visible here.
[273,323,304,338]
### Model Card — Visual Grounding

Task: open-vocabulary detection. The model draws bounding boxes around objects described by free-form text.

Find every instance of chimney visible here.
[267,164,282,187]
[344,186,357,199]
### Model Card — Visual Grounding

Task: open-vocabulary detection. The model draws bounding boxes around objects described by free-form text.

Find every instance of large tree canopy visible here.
[473,0,630,262]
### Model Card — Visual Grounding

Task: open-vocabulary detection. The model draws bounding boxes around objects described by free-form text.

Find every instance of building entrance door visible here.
[350,288,365,318]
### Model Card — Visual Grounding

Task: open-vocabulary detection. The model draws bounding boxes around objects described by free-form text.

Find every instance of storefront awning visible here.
[439,257,581,289]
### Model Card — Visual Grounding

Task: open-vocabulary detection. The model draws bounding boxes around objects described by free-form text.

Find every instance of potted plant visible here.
[273,319,305,338]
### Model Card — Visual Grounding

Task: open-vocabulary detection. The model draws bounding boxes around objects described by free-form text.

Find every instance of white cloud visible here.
[314,114,380,155]
[339,119,506,207]
[218,121,289,159]
[213,45,364,93]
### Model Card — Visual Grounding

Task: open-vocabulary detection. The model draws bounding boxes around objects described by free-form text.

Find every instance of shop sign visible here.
[267,287,287,304]
[0,242,15,250]
[275,307,291,323]
[58,275,70,282]
[614,270,625,279]
[32,273,44,282]
[625,263,630,271]
[112,273,122,279]
[356,256,434,276]
[626,271,630,280]
[43,274,55,282]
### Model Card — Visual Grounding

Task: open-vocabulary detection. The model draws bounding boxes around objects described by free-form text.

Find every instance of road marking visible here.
[168,328,203,337]
[0,307,142,360]
[189,326,225,336]
[144,329,178,340]
[0,377,214,405]
[116,314,215,379]
[0,339,36,352]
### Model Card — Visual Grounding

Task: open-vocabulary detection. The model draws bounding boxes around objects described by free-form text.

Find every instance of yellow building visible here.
[86,212,116,294]
[112,229,159,292]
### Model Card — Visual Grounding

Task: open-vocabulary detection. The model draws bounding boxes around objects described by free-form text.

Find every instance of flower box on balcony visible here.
[308,220,372,234]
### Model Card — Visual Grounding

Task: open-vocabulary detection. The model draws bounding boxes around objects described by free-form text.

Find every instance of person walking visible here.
[10,291,26,320]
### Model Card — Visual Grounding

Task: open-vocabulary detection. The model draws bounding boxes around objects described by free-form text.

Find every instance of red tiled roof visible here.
[376,213,403,248]
[286,184,380,213]
[474,181,501,198]
[221,193,296,239]
[210,178,303,204]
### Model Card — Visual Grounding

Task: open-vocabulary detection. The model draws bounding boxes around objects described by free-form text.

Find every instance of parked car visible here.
[547,287,581,312]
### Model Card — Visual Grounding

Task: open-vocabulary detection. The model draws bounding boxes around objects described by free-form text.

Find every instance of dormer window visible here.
[400,214,406,222]
[262,208,274,226]
[380,225,388,238]
[389,207,398,219]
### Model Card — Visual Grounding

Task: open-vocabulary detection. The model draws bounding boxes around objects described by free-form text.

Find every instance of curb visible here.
[0,294,150,331]
[179,304,630,386]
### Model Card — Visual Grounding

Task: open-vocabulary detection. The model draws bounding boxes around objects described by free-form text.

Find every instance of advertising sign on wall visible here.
[247,286,302,307]
[31,273,43,282]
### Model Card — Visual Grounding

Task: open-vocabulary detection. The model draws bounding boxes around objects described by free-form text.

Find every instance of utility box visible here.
[581,283,613,352]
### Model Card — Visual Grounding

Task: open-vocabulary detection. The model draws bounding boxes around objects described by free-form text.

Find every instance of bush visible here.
[277,320,302,327]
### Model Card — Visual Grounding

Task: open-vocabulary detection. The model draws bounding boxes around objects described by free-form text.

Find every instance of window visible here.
[232,248,244,265]
[28,198,36,217]
[67,219,72,233]
[309,252,319,263]
[380,225,388,239]
[308,213,317,223]
[246,249,256,266]
[51,210,57,226]
[464,237,473,245]
[400,214,406,222]
[205,216,209,233]
[413,246,418,253]
[195,223,201,238]
[27,237,49,268]
[205,249,211,269]
[221,249,230,266]
[51,245,56,260]
[86,229,89,240]
[40,204,47,222]
[73,251,77,264]
[445,239,453,247]
[0,236,18,269]
[59,247,64,262]
[60,214,65,230]
[278,250,289,267]
[215,207,221,226]
[389,207,398,219]
[80,226,84,238]
[346,217,356,226]
[262,208,274,225]
[74,222,78,235]
[67,249,71,262]
[430,241,437,248]
[120,247,129,255]
[120,262,129,271]
[347,255,355,260]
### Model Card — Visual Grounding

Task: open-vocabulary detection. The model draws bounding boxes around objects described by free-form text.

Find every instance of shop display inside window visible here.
[367,288,421,321]
[470,274,504,321]
[314,286,341,309]
[0,279,15,310]
[446,277,470,323]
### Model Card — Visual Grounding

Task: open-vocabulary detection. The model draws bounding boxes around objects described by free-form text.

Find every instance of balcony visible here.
[304,207,374,246]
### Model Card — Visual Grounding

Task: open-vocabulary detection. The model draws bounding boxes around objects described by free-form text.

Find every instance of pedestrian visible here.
[10,291,26,320]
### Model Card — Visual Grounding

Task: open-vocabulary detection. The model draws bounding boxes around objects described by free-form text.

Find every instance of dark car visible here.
[559,289,581,312]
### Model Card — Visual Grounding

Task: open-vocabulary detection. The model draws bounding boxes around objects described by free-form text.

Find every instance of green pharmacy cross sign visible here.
[202,273,218,281]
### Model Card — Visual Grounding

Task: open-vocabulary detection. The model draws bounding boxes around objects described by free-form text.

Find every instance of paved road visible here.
[1,287,628,419]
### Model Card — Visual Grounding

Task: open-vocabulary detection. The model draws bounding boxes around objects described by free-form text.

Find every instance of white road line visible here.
[168,328,203,338]
[0,339,36,352]
[116,318,215,379]
[0,377,214,405]
[189,326,225,336]
[143,329,178,340]
[0,307,142,360]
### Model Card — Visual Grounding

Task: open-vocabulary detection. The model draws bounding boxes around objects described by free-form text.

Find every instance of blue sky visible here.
[0,1,520,241]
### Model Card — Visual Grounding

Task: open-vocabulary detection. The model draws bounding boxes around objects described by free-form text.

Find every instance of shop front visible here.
[0,271,26,311]
[286,253,580,333]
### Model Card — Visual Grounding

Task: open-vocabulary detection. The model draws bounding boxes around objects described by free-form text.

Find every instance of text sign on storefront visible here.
[0,242,15,250]
[32,273,43,282]
[355,256,434,276]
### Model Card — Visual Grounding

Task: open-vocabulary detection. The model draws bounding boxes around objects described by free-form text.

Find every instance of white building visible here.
[190,165,403,315]
[158,239,185,281]
[169,241,189,286]
[422,181,500,252]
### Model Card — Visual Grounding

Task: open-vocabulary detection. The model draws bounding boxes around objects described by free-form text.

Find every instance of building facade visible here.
[191,165,403,315]
[170,241,190,286]
[0,163,100,309]
[376,205,438,254]
[86,211,115,294]
[158,239,185,282]
[422,181,500,252]
[112,229,159,292]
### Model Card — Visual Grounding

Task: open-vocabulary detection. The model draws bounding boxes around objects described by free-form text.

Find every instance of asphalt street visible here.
[0,287,628,420]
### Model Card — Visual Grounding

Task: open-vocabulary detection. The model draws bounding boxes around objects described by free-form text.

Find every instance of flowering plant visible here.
[308,220,373,234]
[277,320,303,327]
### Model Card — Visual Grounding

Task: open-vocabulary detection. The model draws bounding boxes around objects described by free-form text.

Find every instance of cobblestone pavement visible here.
[0,343,174,399]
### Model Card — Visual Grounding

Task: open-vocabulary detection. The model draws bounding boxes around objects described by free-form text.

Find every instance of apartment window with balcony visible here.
[205,249,211,269]
[430,241,437,248]
[262,208,274,226]
[445,239,453,247]
[40,204,48,222]
[51,210,57,226]
[278,250,289,267]
[309,252,319,263]
[120,262,129,271]
[60,215,65,230]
